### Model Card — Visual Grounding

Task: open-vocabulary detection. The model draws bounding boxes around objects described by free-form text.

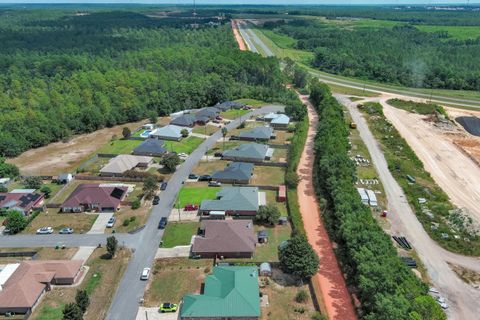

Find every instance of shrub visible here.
[131,199,141,209]
[122,219,130,227]
[311,312,327,320]
[295,290,309,303]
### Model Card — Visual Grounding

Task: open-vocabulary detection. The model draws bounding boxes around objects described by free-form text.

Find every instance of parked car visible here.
[184,204,199,211]
[188,174,199,180]
[208,181,221,187]
[214,152,223,157]
[36,227,53,235]
[140,267,151,280]
[198,175,212,182]
[153,196,160,205]
[215,116,223,120]
[106,217,116,228]
[159,303,178,313]
[212,119,221,124]
[160,182,168,191]
[158,217,168,229]
[59,227,74,234]
[229,136,239,141]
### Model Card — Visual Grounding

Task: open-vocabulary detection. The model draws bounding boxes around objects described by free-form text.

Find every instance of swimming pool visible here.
[140,130,152,138]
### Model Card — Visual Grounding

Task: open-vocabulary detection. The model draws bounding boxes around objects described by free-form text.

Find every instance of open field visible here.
[161,222,199,248]
[164,136,204,154]
[8,119,147,176]
[97,139,142,155]
[207,140,245,155]
[235,98,268,107]
[252,166,285,186]
[79,157,111,174]
[273,130,293,144]
[31,247,131,320]
[23,211,98,235]
[177,186,218,207]
[192,125,218,136]
[144,258,211,307]
[416,25,480,40]
[191,160,226,175]
[220,108,249,119]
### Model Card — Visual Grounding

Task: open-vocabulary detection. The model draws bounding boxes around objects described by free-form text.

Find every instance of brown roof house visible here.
[99,155,153,177]
[191,220,256,259]
[0,192,45,216]
[0,260,83,315]
[60,184,127,213]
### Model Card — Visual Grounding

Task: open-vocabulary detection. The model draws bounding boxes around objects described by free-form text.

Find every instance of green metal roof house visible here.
[200,187,259,216]
[180,266,260,320]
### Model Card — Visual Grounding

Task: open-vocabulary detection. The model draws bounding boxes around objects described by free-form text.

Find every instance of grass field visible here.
[192,125,218,136]
[207,141,245,155]
[416,25,480,40]
[191,160,226,176]
[164,136,203,154]
[161,222,199,248]
[220,109,249,119]
[252,166,285,186]
[387,98,446,116]
[235,98,267,107]
[255,224,291,262]
[177,186,218,207]
[144,258,211,307]
[23,211,98,234]
[97,139,141,155]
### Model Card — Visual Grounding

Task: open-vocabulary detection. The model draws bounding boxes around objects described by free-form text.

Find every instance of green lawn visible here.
[192,125,218,136]
[42,182,64,203]
[220,109,249,119]
[387,98,446,116]
[177,186,219,207]
[161,222,199,248]
[97,139,141,155]
[264,190,288,217]
[255,224,291,262]
[416,25,480,41]
[35,304,65,320]
[163,136,203,154]
[235,98,267,107]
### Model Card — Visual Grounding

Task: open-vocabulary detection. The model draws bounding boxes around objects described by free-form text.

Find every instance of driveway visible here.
[87,212,113,234]
[136,307,178,320]
[155,245,191,259]
[72,246,96,263]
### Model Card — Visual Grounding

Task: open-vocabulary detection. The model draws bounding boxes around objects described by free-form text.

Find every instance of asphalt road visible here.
[338,95,480,320]
[106,104,284,320]
[236,20,480,109]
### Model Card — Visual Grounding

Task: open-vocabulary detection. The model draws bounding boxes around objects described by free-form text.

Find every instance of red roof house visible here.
[0,192,44,216]
[60,184,127,213]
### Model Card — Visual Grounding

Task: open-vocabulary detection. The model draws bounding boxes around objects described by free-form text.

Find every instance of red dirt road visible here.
[231,20,247,51]
[297,94,357,320]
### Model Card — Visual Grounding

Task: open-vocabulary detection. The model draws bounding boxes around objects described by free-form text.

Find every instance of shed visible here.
[259,262,272,277]
[257,230,268,243]
[277,185,286,202]
[278,217,288,225]
[57,173,73,184]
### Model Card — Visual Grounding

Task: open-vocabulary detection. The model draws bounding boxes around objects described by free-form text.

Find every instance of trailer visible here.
[365,189,378,207]
[356,188,369,205]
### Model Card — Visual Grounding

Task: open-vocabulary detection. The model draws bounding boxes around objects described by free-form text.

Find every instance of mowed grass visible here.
[97,139,142,155]
[254,224,291,262]
[23,211,98,234]
[191,160,226,176]
[161,222,199,248]
[235,98,267,107]
[164,136,203,154]
[415,25,480,40]
[192,125,218,136]
[220,109,249,119]
[264,190,287,217]
[251,166,285,186]
[144,258,211,307]
[177,186,218,207]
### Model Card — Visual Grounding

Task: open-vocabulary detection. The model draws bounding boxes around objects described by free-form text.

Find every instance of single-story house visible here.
[194,107,220,122]
[149,125,192,141]
[200,187,260,216]
[132,139,166,157]
[180,266,260,320]
[60,184,127,213]
[222,143,273,163]
[0,192,44,216]
[215,101,246,111]
[238,126,275,142]
[0,260,83,315]
[191,220,256,259]
[262,112,290,128]
[211,162,254,184]
[170,114,196,127]
[99,155,153,176]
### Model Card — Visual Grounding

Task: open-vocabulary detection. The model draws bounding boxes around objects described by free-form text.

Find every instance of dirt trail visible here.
[8,119,147,176]
[381,99,480,223]
[296,94,357,320]
[231,20,247,51]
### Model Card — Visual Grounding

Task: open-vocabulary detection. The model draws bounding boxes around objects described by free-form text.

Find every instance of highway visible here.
[236,21,480,109]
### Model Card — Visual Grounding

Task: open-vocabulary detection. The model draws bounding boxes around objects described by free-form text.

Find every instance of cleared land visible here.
[8,119,147,175]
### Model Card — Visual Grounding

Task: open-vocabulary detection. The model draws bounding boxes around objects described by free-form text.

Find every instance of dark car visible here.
[153,196,160,205]
[214,152,223,157]
[158,217,168,229]
[198,175,212,182]
[229,136,239,141]
[160,182,168,191]
[188,174,199,180]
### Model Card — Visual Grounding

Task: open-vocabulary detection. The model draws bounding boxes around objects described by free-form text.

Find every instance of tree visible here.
[293,67,308,88]
[142,176,159,199]
[131,198,141,209]
[75,290,90,314]
[221,127,228,150]
[5,210,27,234]
[285,171,299,188]
[23,176,43,189]
[62,303,83,320]
[256,205,281,225]
[106,235,118,258]
[40,185,52,198]
[148,110,157,124]
[161,154,181,173]
[0,157,19,178]
[180,129,189,138]
[279,235,319,279]
[410,295,447,320]
[0,185,7,193]
[122,127,131,139]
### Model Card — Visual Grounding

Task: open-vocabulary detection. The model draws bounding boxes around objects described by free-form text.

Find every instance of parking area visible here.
[136,307,179,320]
[87,212,114,234]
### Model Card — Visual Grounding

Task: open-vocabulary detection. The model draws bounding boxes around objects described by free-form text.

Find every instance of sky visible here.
[0,0,479,4]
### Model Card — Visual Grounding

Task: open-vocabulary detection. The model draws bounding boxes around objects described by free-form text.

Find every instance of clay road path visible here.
[231,20,247,51]
[296,94,357,320]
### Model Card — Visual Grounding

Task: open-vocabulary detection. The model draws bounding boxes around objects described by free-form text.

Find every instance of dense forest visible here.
[0,9,300,157]
[310,81,446,320]
[263,19,480,91]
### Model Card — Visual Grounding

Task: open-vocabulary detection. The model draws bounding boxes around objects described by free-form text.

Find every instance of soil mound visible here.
[456,116,480,137]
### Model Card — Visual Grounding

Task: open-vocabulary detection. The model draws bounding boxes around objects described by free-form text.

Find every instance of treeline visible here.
[0,10,299,157]
[264,20,480,91]
[310,81,445,319]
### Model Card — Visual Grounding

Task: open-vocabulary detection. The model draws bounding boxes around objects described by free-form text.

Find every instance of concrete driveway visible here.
[87,212,113,234]
[155,245,191,259]
[136,307,178,320]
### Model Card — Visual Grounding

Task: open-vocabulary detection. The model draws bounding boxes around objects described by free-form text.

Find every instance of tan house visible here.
[99,154,153,176]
